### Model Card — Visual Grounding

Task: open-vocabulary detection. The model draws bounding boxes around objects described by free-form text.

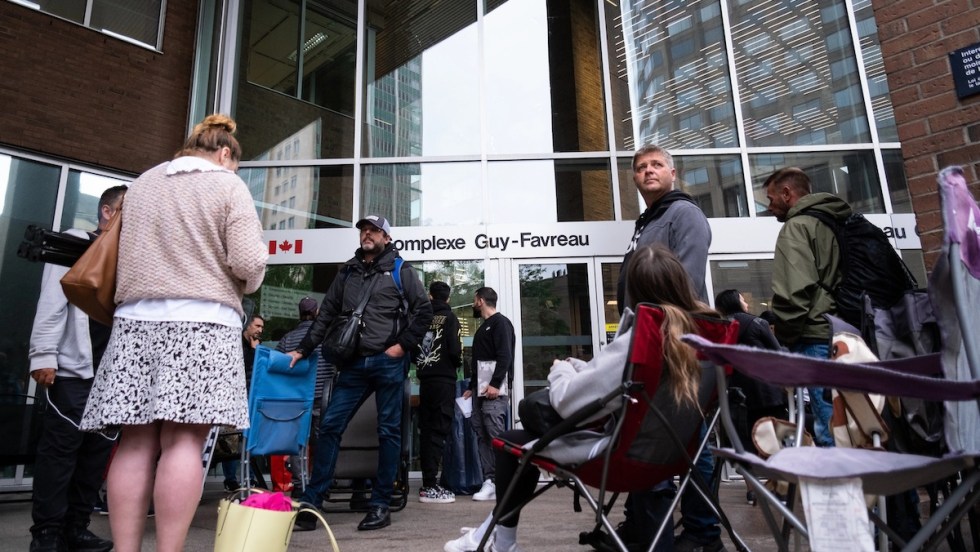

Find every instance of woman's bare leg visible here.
[153,422,210,552]
[106,424,161,552]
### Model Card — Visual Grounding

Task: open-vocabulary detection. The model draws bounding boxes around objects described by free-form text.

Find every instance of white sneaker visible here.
[489,542,524,552]
[473,479,496,501]
[444,527,491,552]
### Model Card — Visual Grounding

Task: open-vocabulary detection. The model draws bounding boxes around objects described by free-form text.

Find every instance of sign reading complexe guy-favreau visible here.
[264,215,920,265]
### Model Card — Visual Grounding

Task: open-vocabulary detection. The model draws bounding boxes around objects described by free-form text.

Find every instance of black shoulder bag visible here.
[324,275,381,363]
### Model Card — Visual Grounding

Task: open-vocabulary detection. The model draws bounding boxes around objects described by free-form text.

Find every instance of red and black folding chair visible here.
[480,303,747,552]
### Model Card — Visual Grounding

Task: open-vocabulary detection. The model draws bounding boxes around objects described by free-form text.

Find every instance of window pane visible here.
[749,151,885,214]
[363,0,479,157]
[518,262,594,395]
[709,258,775,315]
[853,0,898,142]
[601,261,621,343]
[606,0,737,150]
[883,149,912,214]
[617,154,747,219]
[0,154,60,406]
[92,0,162,47]
[731,0,871,146]
[482,0,612,153]
[60,170,130,232]
[488,159,613,223]
[238,0,356,159]
[36,1,84,23]
[362,162,481,227]
[241,164,354,230]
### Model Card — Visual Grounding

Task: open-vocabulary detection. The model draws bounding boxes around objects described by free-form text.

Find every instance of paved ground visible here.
[1,478,974,551]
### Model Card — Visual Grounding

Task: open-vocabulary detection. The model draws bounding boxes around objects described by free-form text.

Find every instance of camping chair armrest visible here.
[682,335,980,401]
[520,384,629,454]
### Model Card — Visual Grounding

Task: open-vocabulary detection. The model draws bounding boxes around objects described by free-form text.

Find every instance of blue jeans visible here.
[301,352,407,508]
[792,342,834,447]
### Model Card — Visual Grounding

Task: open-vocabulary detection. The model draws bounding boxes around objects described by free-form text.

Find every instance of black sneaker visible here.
[29,529,65,552]
[62,524,113,552]
[674,533,725,552]
[92,496,108,516]
[581,523,647,552]
[293,510,318,532]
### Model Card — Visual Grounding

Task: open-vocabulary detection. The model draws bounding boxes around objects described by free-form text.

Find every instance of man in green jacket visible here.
[765,166,852,447]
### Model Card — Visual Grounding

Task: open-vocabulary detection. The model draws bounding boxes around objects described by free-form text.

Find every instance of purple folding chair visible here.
[678,166,980,552]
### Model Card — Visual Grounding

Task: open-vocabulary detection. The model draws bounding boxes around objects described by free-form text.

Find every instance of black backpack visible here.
[803,209,917,327]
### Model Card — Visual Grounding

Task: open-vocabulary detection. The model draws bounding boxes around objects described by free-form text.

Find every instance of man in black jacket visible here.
[463,287,515,502]
[287,215,433,532]
[414,281,462,504]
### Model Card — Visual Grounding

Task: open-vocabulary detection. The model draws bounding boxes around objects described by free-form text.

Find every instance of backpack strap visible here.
[392,256,404,295]
[391,256,409,314]
[799,208,842,295]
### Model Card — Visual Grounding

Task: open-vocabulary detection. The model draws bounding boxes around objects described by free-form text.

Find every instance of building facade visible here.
[870,0,980,267]
[2,0,973,486]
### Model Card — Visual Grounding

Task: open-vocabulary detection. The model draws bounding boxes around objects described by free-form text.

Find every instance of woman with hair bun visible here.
[80,114,268,552]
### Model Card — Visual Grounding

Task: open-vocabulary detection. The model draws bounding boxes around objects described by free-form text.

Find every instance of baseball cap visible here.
[298,296,318,315]
[355,214,392,236]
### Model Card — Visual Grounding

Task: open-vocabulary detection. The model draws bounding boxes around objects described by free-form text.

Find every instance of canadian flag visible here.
[269,239,303,254]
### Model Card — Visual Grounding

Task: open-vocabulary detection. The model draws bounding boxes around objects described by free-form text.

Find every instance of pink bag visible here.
[240,491,291,512]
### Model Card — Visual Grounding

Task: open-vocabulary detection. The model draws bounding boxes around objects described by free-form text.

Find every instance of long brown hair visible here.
[175,113,242,161]
[625,244,718,407]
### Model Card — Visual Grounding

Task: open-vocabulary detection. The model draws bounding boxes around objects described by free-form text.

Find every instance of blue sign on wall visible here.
[950,42,980,99]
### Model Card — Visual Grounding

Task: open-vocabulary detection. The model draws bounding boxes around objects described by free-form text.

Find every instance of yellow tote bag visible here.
[214,498,338,552]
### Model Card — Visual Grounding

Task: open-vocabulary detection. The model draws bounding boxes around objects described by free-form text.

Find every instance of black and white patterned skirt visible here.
[80,318,250,432]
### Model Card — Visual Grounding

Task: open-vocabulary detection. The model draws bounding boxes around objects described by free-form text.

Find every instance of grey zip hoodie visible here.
[29,229,98,380]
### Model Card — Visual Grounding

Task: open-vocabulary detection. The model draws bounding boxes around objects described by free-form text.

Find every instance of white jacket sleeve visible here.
[547,309,636,420]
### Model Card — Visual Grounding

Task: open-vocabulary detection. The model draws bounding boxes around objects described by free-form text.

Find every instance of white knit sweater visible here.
[114,160,268,315]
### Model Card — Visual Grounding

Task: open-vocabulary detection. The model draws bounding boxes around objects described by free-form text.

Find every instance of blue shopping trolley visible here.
[241,345,319,492]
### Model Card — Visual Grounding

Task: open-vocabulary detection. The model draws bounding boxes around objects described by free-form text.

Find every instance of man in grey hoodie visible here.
[607,145,720,552]
[28,185,126,552]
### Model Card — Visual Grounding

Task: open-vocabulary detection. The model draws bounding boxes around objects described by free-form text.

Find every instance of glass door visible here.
[510,258,607,404]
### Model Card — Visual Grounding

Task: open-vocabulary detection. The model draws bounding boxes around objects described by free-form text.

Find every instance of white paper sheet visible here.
[455,396,473,418]
[798,477,874,552]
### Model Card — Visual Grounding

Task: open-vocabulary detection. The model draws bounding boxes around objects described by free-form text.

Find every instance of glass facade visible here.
[0,0,927,483]
[221,0,919,423]
[229,0,905,229]
[0,151,129,484]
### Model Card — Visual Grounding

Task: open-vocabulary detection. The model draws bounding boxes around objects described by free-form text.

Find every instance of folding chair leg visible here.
[739,467,807,550]
[780,483,800,545]
[905,468,980,552]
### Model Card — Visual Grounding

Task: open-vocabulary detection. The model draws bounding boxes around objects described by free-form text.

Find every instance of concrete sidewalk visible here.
[2,479,971,551]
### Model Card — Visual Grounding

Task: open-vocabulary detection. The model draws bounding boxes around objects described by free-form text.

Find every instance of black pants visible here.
[491,429,542,528]
[32,378,113,533]
[418,379,455,487]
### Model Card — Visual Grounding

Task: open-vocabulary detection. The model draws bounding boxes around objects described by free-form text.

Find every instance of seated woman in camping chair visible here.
[444,244,722,552]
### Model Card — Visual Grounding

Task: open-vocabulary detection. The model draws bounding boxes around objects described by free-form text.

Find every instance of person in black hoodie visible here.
[714,289,788,507]
[414,281,463,504]
[713,290,787,448]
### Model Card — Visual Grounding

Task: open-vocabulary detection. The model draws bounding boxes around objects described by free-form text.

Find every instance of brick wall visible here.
[872,0,980,268]
[0,1,199,175]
